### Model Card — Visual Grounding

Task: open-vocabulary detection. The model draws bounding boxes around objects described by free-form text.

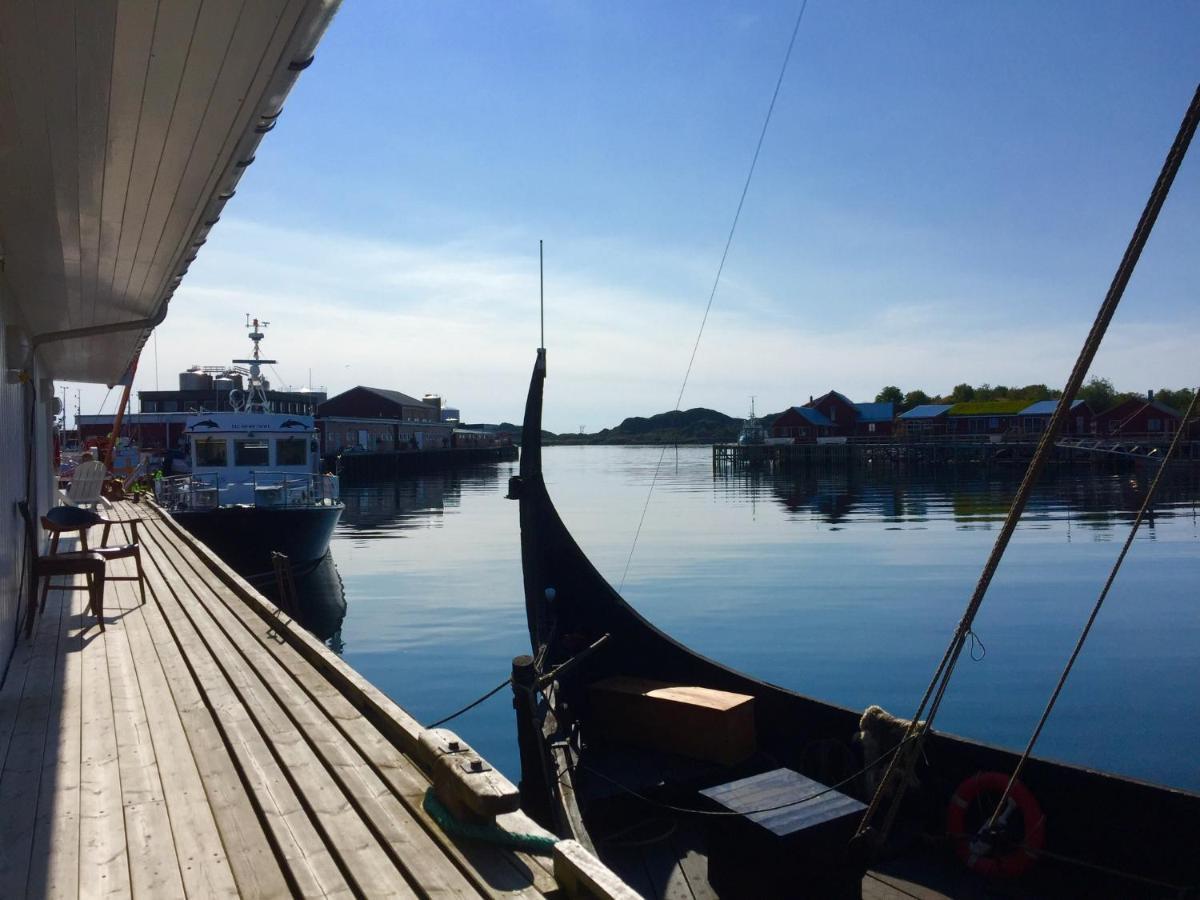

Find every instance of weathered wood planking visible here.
[108,562,240,898]
[130,557,292,898]
[140,529,419,898]
[27,587,85,899]
[0,564,75,894]
[134,535,355,898]
[147,508,561,897]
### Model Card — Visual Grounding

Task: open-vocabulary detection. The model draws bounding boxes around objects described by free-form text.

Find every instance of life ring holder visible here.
[946,771,1045,878]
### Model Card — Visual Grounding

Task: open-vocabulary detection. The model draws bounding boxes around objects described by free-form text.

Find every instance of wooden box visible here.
[701,768,867,898]
[587,676,756,765]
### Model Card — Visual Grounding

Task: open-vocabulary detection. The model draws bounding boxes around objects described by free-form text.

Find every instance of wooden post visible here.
[511,654,554,829]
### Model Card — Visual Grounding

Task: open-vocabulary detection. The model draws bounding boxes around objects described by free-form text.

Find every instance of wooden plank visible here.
[0,565,73,893]
[141,525,420,898]
[554,840,644,900]
[78,571,132,897]
[108,569,241,899]
[145,512,559,898]
[135,532,358,898]
[26,586,85,899]
[131,557,312,897]
[102,562,186,899]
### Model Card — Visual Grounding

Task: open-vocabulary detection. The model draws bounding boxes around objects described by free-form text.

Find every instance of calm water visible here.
[289,447,1200,792]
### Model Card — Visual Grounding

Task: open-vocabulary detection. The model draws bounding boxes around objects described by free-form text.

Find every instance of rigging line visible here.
[857,81,1200,845]
[984,384,1200,832]
[425,676,512,729]
[618,0,810,590]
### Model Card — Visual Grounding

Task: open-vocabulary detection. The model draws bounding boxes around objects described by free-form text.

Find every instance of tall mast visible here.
[232,314,276,412]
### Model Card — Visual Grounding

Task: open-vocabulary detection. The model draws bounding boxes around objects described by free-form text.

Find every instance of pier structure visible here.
[714,435,1200,471]
[1,500,629,897]
[332,445,520,479]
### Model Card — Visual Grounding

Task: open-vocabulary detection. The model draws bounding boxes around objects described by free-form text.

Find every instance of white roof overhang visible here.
[0,0,340,384]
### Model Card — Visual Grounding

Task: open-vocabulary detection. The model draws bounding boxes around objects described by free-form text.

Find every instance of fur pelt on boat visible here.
[855,705,923,800]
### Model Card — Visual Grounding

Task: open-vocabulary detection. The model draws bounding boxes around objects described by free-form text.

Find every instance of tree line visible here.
[873,377,1196,415]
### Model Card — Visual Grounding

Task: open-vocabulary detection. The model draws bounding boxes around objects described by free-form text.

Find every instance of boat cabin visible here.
[181,412,325,508]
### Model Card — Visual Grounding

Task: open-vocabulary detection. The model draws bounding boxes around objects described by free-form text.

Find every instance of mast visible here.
[105,354,139,472]
[232,314,276,412]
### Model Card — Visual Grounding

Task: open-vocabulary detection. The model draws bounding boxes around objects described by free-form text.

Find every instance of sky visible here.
[64,1,1200,433]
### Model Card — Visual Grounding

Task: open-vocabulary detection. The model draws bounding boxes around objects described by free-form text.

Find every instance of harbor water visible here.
[288,446,1200,792]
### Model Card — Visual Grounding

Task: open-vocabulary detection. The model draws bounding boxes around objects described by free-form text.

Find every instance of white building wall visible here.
[0,313,56,682]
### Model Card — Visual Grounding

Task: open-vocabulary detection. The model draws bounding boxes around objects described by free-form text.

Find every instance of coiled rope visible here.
[856,81,1200,848]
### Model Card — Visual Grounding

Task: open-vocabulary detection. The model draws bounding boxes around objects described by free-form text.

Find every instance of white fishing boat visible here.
[155,318,343,578]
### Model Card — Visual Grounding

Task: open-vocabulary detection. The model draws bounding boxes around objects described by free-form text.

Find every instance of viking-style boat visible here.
[507,348,1200,898]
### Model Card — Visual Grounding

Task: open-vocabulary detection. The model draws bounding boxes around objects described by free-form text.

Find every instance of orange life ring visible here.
[946,771,1045,878]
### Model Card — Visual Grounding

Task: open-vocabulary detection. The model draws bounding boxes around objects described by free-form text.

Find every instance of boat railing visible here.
[155,472,222,511]
[155,471,340,510]
[250,471,340,508]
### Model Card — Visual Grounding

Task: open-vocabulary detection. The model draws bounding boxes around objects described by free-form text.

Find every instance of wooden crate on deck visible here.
[587,676,756,765]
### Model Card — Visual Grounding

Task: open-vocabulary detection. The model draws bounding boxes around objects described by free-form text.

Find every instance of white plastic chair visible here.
[60,460,111,508]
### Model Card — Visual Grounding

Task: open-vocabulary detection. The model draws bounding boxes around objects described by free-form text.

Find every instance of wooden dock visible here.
[714,436,1200,470]
[333,446,519,480]
[0,500,616,898]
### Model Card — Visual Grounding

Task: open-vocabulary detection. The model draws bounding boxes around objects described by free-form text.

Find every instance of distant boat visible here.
[155,318,344,579]
[737,397,766,445]
[509,347,1200,898]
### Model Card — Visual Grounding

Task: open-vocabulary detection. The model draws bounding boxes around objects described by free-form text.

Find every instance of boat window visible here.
[235,439,270,466]
[276,437,307,466]
[195,438,228,467]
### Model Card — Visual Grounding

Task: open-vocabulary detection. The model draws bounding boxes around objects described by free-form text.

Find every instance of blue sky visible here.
[70,2,1199,431]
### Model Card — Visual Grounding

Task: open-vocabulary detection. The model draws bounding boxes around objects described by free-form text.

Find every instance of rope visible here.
[983,385,1199,831]
[856,81,1200,845]
[425,676,512,729]
[421,789,557,854]
[567,736,911,818]
[619,0,811,590]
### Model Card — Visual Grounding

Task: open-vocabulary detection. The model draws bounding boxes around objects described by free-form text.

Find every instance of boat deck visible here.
[0,500,562,898]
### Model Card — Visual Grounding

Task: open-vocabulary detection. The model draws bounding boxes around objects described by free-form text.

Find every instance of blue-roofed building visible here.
[770,390,894,442]
[1017,399,1094,435]
[769,405,833,442]
[895,403,954,436]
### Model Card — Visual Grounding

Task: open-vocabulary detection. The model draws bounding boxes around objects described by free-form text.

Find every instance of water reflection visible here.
[338,466,505,534]
[258,553,348,652]
[747,466,1200,532]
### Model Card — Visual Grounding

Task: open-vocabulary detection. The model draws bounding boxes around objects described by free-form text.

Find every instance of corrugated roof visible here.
[1018,399,1086,416]
[855,402,893,422]
[898,404,953,419]
[791,406,832,427]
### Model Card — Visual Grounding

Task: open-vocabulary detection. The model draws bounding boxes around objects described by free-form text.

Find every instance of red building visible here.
[316,386,452,454]
[1093,395,1182,437]
[771,391,894,442]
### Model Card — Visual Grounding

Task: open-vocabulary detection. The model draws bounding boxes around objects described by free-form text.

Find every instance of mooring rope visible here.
[983,385,1199,831]
[856,81,1200,847]
[619,0,811,591]
[425,676,512,729]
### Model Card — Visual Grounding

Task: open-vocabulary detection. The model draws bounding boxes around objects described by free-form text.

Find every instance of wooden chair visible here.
[38,505,147,616]
[17,501,106,637]
[59,459,111,508]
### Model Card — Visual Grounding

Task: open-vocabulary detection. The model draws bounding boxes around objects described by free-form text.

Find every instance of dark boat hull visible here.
[171,503,343,581]
[512,349,1200,897]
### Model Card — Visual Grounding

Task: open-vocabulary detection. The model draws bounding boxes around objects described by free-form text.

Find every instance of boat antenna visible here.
[619,0,810,590]
[539,239,545,350]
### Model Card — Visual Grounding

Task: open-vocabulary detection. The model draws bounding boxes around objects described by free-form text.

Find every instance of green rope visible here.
[422,789,557,855]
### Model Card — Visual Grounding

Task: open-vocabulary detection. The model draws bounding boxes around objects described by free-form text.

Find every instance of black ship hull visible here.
[171,503,343,581]
[512,349,1200,898]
